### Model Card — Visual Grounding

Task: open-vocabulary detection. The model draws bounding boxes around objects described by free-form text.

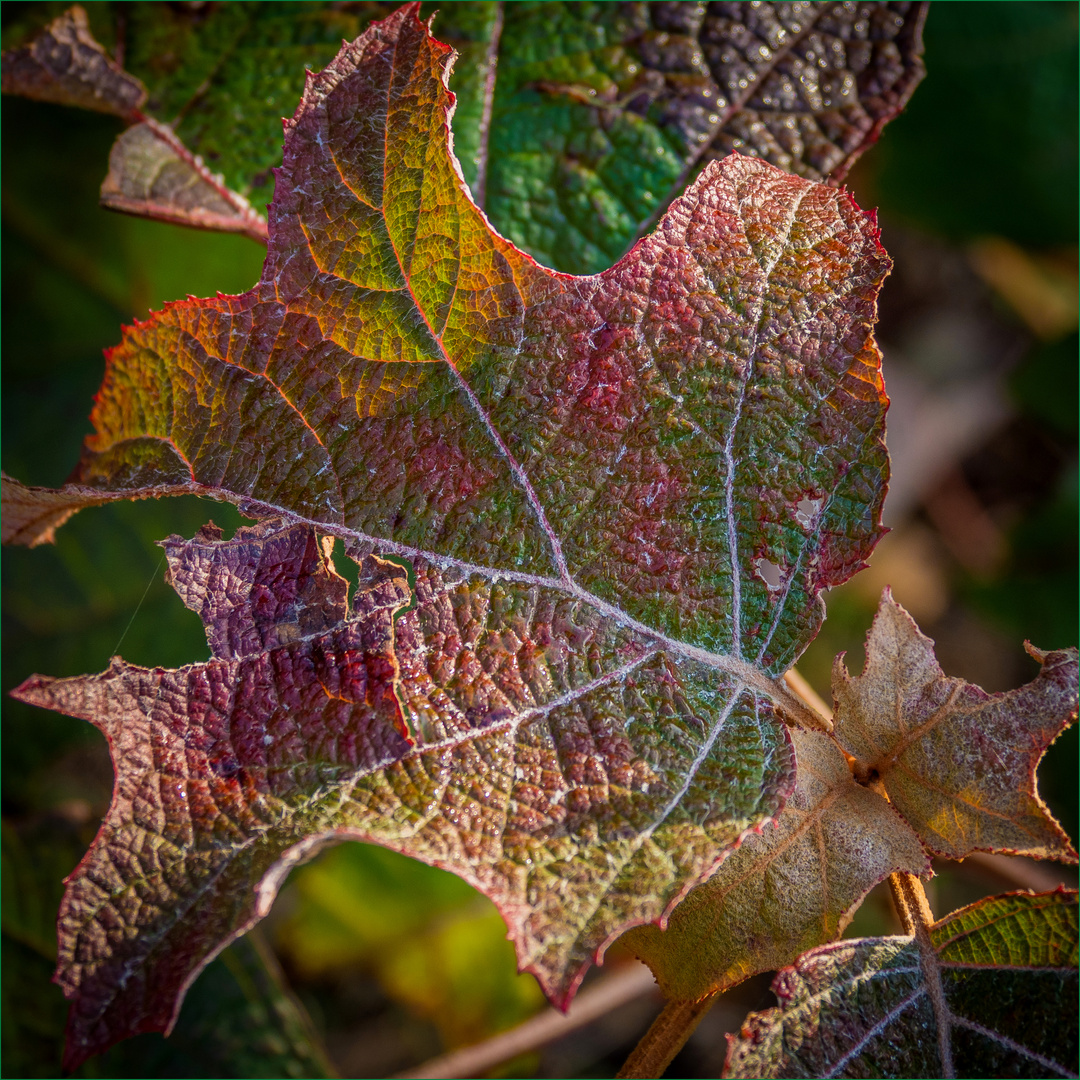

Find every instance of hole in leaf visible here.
[795,496,823,528]
[754,557,783,591]
[327,536,362,612]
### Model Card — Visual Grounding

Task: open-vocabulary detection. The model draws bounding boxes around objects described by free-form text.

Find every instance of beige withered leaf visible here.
[0,5,144,117]
[834,588,1078,862]
[100,119,268,242]
[1,6,266,238]
[623,727,929,1001]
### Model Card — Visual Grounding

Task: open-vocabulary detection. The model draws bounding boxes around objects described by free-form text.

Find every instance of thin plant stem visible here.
[887,871,955,1078]
[615,994,719,1079]
[393,962,658,1080]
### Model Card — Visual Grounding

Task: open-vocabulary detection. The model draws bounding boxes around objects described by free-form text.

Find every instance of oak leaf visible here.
[724,889,1079,1079]
[3,4,891,670]
[15,517,797,1068]
[9,4,894,1067]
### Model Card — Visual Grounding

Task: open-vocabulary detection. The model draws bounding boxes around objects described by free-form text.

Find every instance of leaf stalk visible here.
[888,870,954,1077]
[615,993,719,1080]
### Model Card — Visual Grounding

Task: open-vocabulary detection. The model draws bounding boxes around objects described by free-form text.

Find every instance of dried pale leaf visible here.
[623,727,929,1001]
[834,590,1078,861]
[0,5,145,117]
[100,119,267,242]
[724,889,1079,1079]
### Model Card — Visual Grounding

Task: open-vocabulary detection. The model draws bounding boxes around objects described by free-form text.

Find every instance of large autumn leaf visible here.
[4,3,891,669]
[16,516,799,1069]
[724,889,1079,1079]
[9,3,892,1066]
[1,2,927,270]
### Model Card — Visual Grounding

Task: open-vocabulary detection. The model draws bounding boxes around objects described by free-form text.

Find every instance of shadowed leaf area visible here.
[1,1,927,270]
[5,4,899,1069]
[724,889,1079,1079]
[1,817,334,1079]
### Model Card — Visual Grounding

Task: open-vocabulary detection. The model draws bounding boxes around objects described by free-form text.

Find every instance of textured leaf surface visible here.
[9,4,891,671]
[835,590,1079,861]
[2,816,334,1080]
[626,590,1077,1003]
[1,2,926,270]
[622,726,929,1001]
[487,0,927,271]
[0,4,144,117]
[14,517,796,1068]
[8,5,893,1067]
[724,889,1079,1079]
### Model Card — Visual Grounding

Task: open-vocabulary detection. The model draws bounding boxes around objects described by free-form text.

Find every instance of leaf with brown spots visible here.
[0,4,145,118]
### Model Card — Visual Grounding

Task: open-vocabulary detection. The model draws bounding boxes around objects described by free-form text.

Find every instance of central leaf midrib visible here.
[378,41,570,584]
[323,513,791,693]
[362,176,810,692]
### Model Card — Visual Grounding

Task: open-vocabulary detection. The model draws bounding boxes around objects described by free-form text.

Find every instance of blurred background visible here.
[3,2,1077,1077]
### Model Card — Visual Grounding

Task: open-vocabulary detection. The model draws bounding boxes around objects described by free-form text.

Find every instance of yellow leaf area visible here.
[627,590,1077,1003]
